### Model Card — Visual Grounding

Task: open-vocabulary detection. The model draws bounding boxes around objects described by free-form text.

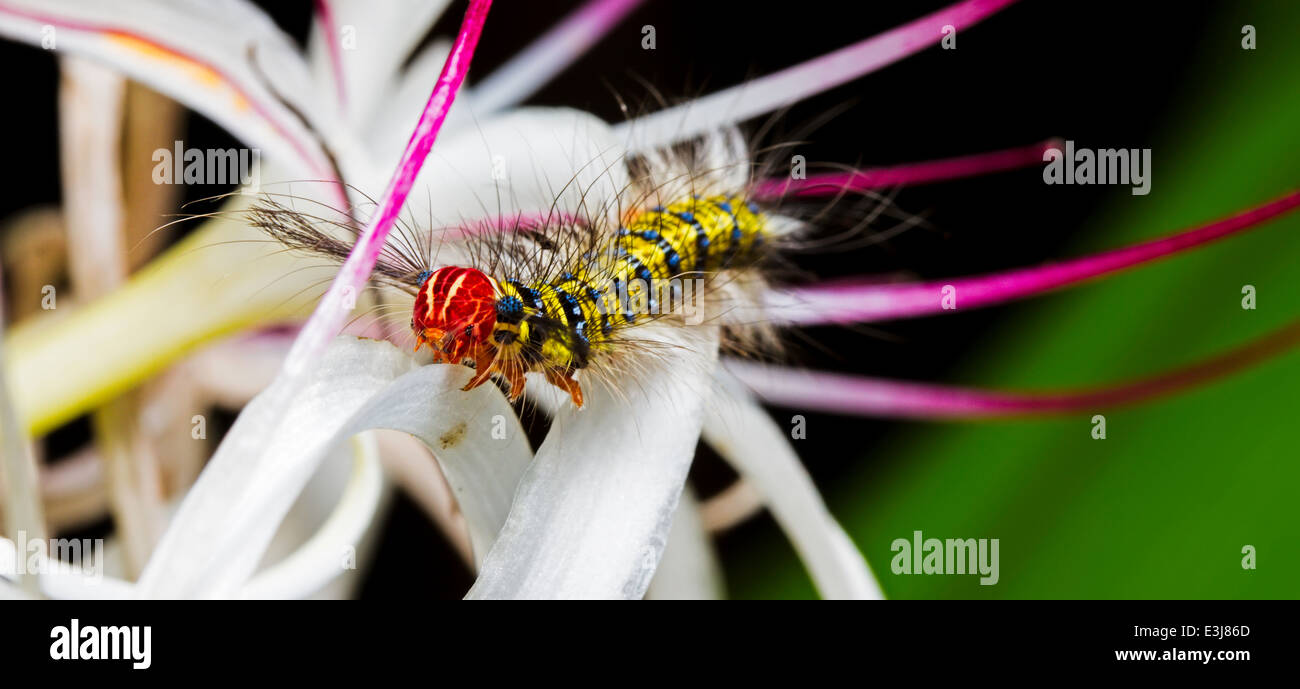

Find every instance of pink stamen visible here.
[283,0,492,374]
[313,0,347,110]
[472,0,645,115]
[772,188,1300,325]
[616,0,1021,149]
[752,139,1060,200]
[726,318,1300,418]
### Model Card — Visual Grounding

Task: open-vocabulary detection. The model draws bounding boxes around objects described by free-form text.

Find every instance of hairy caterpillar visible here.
[410,194,770,406]
[250,127,829,408]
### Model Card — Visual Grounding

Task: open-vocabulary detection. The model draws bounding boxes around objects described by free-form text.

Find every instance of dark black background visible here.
[3,600,1282,677]
[0,1,1241,598]
[1,600,1283,678]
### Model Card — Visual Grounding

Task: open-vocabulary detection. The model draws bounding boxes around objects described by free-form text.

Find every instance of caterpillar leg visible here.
[416,328,456,364]
[461,347,531,406]
[544,368,584,408]
[462,343,497,391]
[500,360,527,402]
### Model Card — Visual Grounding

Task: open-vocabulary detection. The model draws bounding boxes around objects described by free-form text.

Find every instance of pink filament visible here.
[283,0,492,373]
[773,189,1300,325]
[752,139,1060,200]
[726,318,1300,418]
[472,0,645,114]
[312,0,347,109]
[616,0,1022,148]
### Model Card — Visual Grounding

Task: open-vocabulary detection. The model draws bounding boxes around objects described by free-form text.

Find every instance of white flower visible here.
[5,0,1290,601]
[0,0,916,600]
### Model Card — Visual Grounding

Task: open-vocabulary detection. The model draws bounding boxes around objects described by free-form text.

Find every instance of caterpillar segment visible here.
[411,194,770,407]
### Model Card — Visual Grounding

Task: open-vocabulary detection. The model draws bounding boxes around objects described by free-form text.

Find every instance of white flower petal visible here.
[39,569,134,600]
[136,337,533,598]
[645,487,724,600]
[704,372,883,600]
[468,327,719,600]
[1,577,37,600]
[0,0,338,179]
[699,477,763,532]
[363,39,454,176]
[375,430,473,565]
[59,56,127,292]
[309,0,453,126]
[136,107,626,598]
[0,272,46,595]
[240,432,384,599]
[399,107,630,234]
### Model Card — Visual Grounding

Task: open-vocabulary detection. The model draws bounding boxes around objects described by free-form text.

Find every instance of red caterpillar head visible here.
[412,266,497,363]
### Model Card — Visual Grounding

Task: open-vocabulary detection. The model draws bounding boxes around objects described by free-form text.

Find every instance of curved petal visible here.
[0,0,338,180]
[699,478,763,532]
[645,487,725,600]
[7,0,501,444]
[703,372,883,600]
[136,337,533,598]
[309,0,453,125]
[376,430,474,566]
[468,327,720,600]
[240,431,384,599]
